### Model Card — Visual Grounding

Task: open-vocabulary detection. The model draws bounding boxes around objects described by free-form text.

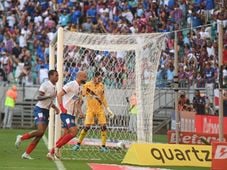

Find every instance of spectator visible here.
[36,59,48,84]
[170,4,183,25]
[178,66,187,87]
[156,65,164,87]
[204,61,216,98]
[12,42,21,60]
[71,6,82,25]
[0,51,13,83]
[193,90,206,115]
[178,91,192,111]
[0,67,7,84]
[3,85,17,128]
[166,63,174,86]
[58,9,70,27]
[81,17,93,33]
[195,72,206,88]
[190,11,203,28]
[86,3,97,23]
[0,0,224,91]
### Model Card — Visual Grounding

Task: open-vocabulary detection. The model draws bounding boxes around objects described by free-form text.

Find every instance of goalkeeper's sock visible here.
[78,129,88,144]
[21,133,31,141]
[56,134,74,148]
[101,130,107,146]
[26,142,38,154]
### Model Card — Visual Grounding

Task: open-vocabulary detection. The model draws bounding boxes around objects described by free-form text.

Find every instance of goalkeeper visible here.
[72,71,114,152]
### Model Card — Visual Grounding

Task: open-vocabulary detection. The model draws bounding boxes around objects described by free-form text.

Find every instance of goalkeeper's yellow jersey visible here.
[82,80,107,111]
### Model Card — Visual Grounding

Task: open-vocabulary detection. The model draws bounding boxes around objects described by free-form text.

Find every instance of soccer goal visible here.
[48,27,166,160]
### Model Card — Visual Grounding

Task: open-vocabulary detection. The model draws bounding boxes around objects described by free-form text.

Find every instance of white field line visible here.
[42,135,66,170]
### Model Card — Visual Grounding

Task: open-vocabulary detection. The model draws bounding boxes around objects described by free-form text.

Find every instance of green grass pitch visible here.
[0,129,209,170]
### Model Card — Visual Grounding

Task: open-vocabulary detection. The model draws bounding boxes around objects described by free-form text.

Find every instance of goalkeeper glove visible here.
[60,104,67,113]
[106,107,115,119]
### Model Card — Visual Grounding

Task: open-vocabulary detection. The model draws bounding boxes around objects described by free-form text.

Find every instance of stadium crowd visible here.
[0,0,226,92]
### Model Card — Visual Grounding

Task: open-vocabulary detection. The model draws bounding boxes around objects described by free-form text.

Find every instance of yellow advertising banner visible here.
[122,143,211,167]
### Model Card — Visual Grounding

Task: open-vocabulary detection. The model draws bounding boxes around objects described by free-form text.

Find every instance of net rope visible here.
[52,31,166,161]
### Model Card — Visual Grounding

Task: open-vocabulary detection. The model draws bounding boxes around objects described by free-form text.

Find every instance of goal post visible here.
[55,27,64,149]
[48,42,55,150]
[48,27,166,159]
[48,27,64,150]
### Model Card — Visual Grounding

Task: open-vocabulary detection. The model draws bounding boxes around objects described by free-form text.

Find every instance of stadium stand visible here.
[0,0,226,130]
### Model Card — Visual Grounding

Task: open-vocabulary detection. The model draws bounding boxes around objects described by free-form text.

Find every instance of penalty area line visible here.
[42,135,66,170]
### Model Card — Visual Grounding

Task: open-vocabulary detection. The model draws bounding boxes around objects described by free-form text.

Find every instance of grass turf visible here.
[0,129,209,170]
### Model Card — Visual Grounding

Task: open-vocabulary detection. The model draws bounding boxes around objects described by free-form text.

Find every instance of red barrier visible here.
[195,115,227,134]
[212,142,227,170]
[167,130,227,145]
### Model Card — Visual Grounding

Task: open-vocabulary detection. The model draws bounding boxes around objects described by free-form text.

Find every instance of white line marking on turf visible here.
[43,135,66,170]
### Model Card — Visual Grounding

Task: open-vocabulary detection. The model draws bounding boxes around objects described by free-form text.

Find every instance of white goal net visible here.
[49,28,166,160]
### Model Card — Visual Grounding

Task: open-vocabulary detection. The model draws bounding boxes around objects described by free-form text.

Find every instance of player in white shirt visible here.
[15,70,59,160]
[47,71,87,160]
